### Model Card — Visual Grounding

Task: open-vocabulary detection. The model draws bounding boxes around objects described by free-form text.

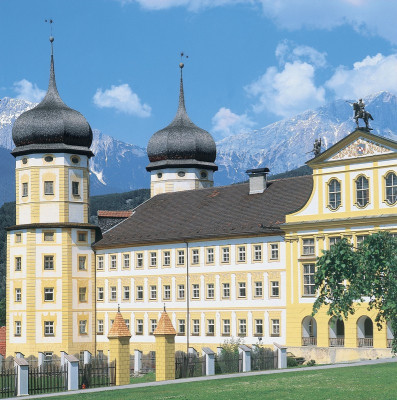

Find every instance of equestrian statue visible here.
[346,98,374,130]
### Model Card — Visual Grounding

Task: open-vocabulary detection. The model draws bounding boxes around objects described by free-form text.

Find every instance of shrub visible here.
[307,359,316,366]
[287,356,298,367]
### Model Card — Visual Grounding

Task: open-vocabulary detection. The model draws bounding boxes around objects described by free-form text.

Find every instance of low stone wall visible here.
[287,346,394,364]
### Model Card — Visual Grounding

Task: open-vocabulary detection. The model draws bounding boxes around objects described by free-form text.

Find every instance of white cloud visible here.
[13,79,45,103]
[212,107,255,137]
[93,84,151,117]
[326,53,397,99]
[275,41,327,68]
[120,0,248,11]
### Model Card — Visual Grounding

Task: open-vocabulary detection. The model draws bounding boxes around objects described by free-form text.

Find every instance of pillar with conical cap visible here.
[6,36,98,356]
[146,62,218,197]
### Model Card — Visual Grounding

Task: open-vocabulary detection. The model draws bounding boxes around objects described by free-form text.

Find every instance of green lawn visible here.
[43,362,396,400]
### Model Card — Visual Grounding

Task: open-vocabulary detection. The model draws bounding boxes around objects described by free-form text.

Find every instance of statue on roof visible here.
[307,138,322,157]
[347,98,374,131]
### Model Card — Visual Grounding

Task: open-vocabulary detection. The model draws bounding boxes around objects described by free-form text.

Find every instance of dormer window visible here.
[356,176,369,207]
[328,179,341,210]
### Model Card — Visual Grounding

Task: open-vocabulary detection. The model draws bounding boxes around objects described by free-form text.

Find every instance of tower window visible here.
[15,321,22,336]
[79,287,87,302]
[44,231,54,242]
[44,155,53,163]
[22,158,27,165]
[44,181,54,195]
[78,232,87,242]
[71,156,79,164]
[44,321,54,336]
[72,181,80,196]
[157,172,163,179]
[79,256,87,270]
[15,233,22,243]
[44,288,54,301]
[177,171,185,177]
[79,320,87,334]
[15,288,21,302]
[15,257,22,271]
[44,255,54,270]
[22,182,28,197]
[200,171,207,179]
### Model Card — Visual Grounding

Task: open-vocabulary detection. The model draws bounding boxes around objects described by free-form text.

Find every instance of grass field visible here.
[43,362,397,400]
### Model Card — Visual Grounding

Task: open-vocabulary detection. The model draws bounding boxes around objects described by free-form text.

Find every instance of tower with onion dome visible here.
[146,62,217,197]
[6,37,97,356]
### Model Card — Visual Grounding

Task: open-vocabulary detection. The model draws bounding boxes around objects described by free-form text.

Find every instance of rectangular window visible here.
[150,285,157,300]
[150,252,157,267]
[15,288,21,302]
[15,233,22,243]
[271,281,280,297]
[222,319,230,335]
[163,285,171,300]
[44,231,54,242]
[136,285,144,300]
[329,236,341,248]
[163,251,170,266]
[222,283,230,298]
[255,319,263,335]
[206,248,214,264]
[207,283,215,299]
[44,287,54,301]
[178,284,185,299]
[78,256,87,271]
[123,254,130,268]
[150,319,157,334]
[221,247,230,263]
[124,319,130,330]
[253,245,262,261]
[238,246,246,262]
[207,319,215,335]
[15,257,22,271]
[192,284,200,299]
[78,232,86,242]
[136,253,143,268]
[192,249,199,264]
[254,281,263,297]
[15,321,21,336]
[79,320,87,334]
[178,319,185,335]
[44,321,54,336]
[177,250,185,265]
[123,286,130,300]
[192,319,200,335]
[110,286,117,301]
[357,235,368,246]
[79,287,87,302]
[238,282,246,298]
[97,287,104,301]
[110,255,117,270]
[44,181,54,195]
[271,319,280,336]
[303,263,316,295]
[270,243,279,260]
[136,319,143,334]
[72,181,80,196]
[303,238,315,256]
[22,182,28,197]
[97,256,104,270]
[239,319,247,336]
[44,352,53,364]
[97,319,104,334]
[44,255,54,270]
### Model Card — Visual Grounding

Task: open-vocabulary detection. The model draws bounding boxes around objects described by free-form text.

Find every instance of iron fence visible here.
[0,364,17,398]
[141,352,156,373]
[302,336,317,346]
[175,352,206,379]
[329,338,344,347]
[215,351,241,374]
[28,363,68,395]
[79,358,116,389]
[251,347,278,371]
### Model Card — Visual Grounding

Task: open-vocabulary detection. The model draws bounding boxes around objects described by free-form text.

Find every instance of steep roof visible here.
[154,312,176,335]
[94,175,313,248]
[108,312,132,338]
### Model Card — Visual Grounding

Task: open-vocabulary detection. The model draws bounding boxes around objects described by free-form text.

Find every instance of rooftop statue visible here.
[347,98,374,131]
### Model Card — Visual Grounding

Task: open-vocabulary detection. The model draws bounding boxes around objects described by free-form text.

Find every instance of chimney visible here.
[246,168,270,194]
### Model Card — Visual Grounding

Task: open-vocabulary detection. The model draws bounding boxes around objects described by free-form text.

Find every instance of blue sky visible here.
[1,0,397,147]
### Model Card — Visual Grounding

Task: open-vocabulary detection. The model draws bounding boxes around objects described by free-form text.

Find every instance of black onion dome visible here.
[146,68,217,172]
[12,53,93,157]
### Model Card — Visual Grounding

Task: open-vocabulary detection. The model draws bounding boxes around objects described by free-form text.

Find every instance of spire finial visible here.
[178,52,189,113]
[45,19,54,56]
[118,304,120,313]
[163,303,166,312]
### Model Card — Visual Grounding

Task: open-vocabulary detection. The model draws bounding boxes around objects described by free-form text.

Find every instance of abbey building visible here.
[6,50,395,363]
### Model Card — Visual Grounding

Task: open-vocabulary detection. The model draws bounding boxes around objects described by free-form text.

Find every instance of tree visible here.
[313,231,397,353]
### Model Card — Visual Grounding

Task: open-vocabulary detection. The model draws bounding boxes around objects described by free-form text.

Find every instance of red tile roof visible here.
[154,312,176,335]
[0,326,6,357]
[108,312,132,338]
[98,210,133,218]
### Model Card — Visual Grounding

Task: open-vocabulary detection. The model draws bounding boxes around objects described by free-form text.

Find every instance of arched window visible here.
[385,172,397,205]
[328,179,341,210]
[356,176,369,207]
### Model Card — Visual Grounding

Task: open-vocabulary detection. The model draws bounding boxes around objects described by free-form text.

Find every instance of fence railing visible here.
[79,358,116,389]
[0,365,17,398]
[175,352,206,379]
[302,336,317,346]
[329,338,344,347]
[358,338,373,347]
[28,363,68,395]
[251,347,278,371]
[141,352,156,373]
[214,352,241,374]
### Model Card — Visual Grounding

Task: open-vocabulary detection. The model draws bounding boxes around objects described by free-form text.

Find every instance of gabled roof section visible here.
[154,312,176,336]
[307,129,397,167]
[94,175,313,248]
[108,312,132,338]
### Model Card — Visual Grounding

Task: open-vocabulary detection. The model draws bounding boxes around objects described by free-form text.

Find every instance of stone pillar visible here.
[83,350,92,365]
[107,310,132,386]
[134,349,142,375]
[273,343,287,369]
[64,354,79,391]
[202,347,215,376]
[238,345,251,372]
[154,311,176,382]
[38,352,45,370]
[14,356,29,396]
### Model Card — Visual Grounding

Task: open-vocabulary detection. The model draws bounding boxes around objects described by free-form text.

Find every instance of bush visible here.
[306,359,316,366]
[287,356,298,367]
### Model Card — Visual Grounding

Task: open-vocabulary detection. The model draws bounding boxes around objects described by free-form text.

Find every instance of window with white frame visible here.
[192,319,200,335]
[44,231,54,242]
[328,179,341,210]
[44,181,54,195]
[271,319,280,336]
[136,253,143,268]
[206,248,214,263]
[72,181,80,196]
[150,285,157,300]
[253,245,262,261]
[271,281,280,297]
[221,247,230,263]
[150,319,157,334]
[97,287,104,301]
[255,319,263,335]
[207,283,215,299]
[44,287,54,301]
[15,321,21,336]
[192,249,199,264]
[385,172,397,205]
[136,319,144,334]
[44,321,54,336]
[78,256,86,271]
[22,182,28,197]
[163,285,171,300]
[177,250,185,265]
[136,286,144,300]
[178,284,185,299]
[207,319,215,335]
[110,255,117,270]
[150,252,157,267]
[15,233,22,243]
[254,281,263,297]
[97,256,104,270]
[124,319,130,330]
[123,286,130,300]
[163,251,170,266]
[238,282,246,298]
[79,287,87,302]
[15,288,21,302]
[357,235,368,246]
[97,319,104,334]
[192,284,200,299]
[44,255,54,270]
[238,319,247,336]
[222,283,230,298]
[270,243,279,260]
[178,319,185,334]
[356,175,369,207]
[79,320,87,334]
[303,264,316,295]
[77,232,86,242]
[302,238,315,256]
[329,236,341,248]
[123,254,130,268]
[15,257,22,271]
[110,286,117,301]
[237,246,246,262]
[222,319,230,335]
